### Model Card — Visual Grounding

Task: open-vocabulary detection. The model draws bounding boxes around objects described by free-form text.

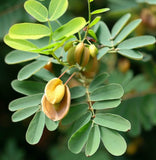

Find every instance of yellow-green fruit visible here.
[67,47,76,65]
[89,44,98,57]
[64,41,73,52]
[75,42,85,64]
[45,78,65,104]
[80,47,90,67]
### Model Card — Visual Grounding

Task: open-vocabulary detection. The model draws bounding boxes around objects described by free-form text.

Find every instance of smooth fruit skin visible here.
[75,42,84,65]
[64,41,73,52]
[80,47,90,67]
[89,44,98,58]
[67,47,76,65]
[45,78,65,104]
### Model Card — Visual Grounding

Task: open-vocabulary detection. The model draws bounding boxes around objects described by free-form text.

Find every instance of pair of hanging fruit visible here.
[66,42,98,67]
[42,78,71,121]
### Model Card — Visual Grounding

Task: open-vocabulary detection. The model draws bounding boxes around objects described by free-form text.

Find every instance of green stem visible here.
[55,20,62,26]
[83,0,92,41]
[48,20,53,44]
[86,87,95,118]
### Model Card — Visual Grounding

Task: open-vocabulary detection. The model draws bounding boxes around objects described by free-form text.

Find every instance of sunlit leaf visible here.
[94,113,131,132]
[89,16,101,28]
[91,8,110,15]
[18,60,48,81]
[100,127,127,156]
[12,106,40,122]
[9,23,51,39]
[24,0,48,22]
[49,0,68,21]
[26,111,45,144]
[53,17,86,41]
[11,80,45,95]
[4,35,38,51]
[88,29,97,41]
[9,93,43,111]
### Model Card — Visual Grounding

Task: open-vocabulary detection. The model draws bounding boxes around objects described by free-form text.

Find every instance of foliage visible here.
[3,0,156,158]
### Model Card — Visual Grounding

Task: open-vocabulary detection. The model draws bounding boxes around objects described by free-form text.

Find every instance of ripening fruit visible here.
[67,47,76,65]
[44,62,53,72]
[42,85,71,121]
[64,41,73,52]
[83,57,99,78]
[75,42,84,64]
[89,44,98,58]
[45,78,65,104]
[75,42,90,67]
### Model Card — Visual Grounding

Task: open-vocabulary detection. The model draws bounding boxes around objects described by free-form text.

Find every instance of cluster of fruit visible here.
[65,42,99,78]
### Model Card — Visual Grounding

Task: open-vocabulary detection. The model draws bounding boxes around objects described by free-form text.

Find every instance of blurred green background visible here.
[0,0,156,159]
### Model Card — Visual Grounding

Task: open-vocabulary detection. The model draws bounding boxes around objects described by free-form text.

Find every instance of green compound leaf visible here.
[11,80,45,95]
[100,127,127,156]
[24,0,48,22]
[117,49,143,60]
[71,112,92,135]
[62,103,89,125]
[70,86,86,99]
[12,105,40,122]
[4,35,38,52]
[89,16,101,28]
[45,116,59,131]
[117,36,156,49]
[90,84,124,101]
[97,47,109,60]
[34,68,55,82]
[89,72,109,92]
[18,60,48,81]
[9,93,43,111]
[5,50,40,64]
[53,17,86,41]
[91,8,110,15]
[94,113,131,132]
[26,111,45,145]
[96,22,112,47]
[49,0,68,21]
[114,19,142,45]
[111,13,131,39]
[93,99,121,110]
[9,23,51,40]
[85,125,100,156]
[68,121,92,154]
